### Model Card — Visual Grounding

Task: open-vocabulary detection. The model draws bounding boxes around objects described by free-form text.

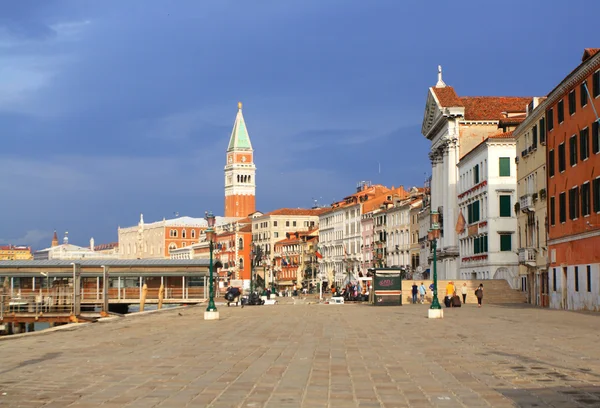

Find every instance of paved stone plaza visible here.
[0,302,599,408]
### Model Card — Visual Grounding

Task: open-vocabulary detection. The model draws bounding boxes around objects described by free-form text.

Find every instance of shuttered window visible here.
[499,157,510,177]
[499,195,511,217]
[500,234,512,251]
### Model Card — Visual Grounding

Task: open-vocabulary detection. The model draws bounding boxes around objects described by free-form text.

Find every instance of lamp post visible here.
[204,211,219,320]
[428,210,443,318]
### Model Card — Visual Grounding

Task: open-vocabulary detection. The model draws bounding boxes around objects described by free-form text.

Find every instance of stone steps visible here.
[402,279,526,304]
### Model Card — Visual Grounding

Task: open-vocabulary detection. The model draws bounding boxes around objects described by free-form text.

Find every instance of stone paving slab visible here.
[0,303,599,407]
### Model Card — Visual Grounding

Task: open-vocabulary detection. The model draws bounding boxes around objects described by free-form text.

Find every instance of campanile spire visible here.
[224,102,256,218]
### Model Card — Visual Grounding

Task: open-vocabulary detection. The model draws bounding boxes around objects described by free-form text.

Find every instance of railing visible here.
[518,247,536,264]
[520,194,534,212]
[0,292,74,319]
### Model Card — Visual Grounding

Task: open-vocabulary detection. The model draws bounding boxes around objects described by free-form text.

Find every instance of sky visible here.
[0,0,598,249]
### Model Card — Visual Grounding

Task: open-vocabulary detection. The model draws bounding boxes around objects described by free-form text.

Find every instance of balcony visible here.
[518,248,537,266]
[520,194,534,213]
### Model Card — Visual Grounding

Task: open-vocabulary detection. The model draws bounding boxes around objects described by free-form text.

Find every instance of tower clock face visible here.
[242,156,246,162]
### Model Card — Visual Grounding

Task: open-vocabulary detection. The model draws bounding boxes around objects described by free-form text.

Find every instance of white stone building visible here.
[421,66,530,280]
[34,232,117,260]
[457,132,519,287]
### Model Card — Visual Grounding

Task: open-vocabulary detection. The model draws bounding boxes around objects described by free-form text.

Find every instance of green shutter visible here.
[474,164,479,184]
[483,235,488,252]
[474,237,480,254]
[499,157,510,177]
[473,200,480,223]
[500,234,512,251]
[499,195,511,217]
[467,203,472,224]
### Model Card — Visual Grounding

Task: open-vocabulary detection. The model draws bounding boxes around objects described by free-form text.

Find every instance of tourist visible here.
[418,282,427,304]
[475,284,484,308]
[461,282,468,304]
[411,282,418,304]
[445,281,455,306]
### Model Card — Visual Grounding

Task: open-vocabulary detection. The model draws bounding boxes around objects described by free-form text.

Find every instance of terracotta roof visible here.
[431,86,463,107]
[239,225,252,233]
[583,48,600,62]
[361,186,409,214]
[460,97,531,121]
[264,208,328,217]
[93,242,118,251]
[498,116,526,126]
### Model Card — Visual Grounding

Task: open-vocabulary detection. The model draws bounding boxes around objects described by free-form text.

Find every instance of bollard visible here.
[157,283,164,310]
[139,283,148,312]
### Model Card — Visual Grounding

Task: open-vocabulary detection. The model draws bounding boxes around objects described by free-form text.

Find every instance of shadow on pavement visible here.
[496,385,600,407]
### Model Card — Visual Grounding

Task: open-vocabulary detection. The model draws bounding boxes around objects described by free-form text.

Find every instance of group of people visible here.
[331,282,370,301]
[410,281,485,307]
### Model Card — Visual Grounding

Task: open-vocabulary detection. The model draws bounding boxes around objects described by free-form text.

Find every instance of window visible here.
[558,143,566,172]
[575,266,579,292]
[182,229,186,239]
[467,200,480,224]
[594,70,600,98]
[587,265,592,292]
[550,196,556,226]
[594,178,600,213]
[273,221,278,227]
[532,125,538,148]
[191,230,196,239]
[482,235,488,252]
[569,90,576,115]
[559,192,567,223]
[500,234,512,251]
[286,221,290,227]
[548,149,555,177]
[473,164,479,184]
[547,108,554,131]
[499,195,511,217]
[569,135,577,166]
[499,158,510,177]
[582,182,591,217]
[553,268,557,291]
[593,121,599,154]
[474,237,480,254]
[293,221,297,227]
[569,186,580,220]
[540,118,546,144]
[580,128,590,160]
[558,99,564,123]
[581,82,588,106]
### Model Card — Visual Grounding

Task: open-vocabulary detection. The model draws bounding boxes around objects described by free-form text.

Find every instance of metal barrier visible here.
[0,291,74,320]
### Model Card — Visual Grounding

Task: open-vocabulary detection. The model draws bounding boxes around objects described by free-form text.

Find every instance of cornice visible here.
[515,52,600,135]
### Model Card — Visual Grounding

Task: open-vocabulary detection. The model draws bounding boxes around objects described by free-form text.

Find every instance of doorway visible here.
[540,271,549,308]
[562,267,568,309]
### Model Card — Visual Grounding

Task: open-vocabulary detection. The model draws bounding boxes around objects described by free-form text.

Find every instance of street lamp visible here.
[250,243,255,294]
[428,210,443,318]
[204,211,219,320]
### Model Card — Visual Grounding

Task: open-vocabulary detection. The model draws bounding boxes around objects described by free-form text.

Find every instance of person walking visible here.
[411,282,418,304]
[475,283,484,307]
[445,281,455,307]
[418,282,427,304]
[461,282,468,304]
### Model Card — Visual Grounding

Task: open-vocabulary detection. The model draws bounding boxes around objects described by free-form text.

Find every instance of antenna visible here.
[174,211,179,217]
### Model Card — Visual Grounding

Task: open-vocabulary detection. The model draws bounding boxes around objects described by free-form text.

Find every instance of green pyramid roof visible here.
[227,103,253,152]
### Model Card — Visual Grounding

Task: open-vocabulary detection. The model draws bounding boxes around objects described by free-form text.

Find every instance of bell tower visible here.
[224,102,256,218]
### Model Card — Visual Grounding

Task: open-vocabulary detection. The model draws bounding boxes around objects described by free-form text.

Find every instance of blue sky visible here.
[0,0,598,249]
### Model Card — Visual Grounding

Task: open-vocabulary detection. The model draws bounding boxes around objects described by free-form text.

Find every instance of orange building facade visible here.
[546,49,600,311]
[214,223,252,286]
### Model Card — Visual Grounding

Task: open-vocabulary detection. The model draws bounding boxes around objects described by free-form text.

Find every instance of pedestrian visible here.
[411,282,418,304]
[445,281,455,307]
[429,283,434,299]
[475,283,484,307]
[461,282,468,304]
[418,282,427,303]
